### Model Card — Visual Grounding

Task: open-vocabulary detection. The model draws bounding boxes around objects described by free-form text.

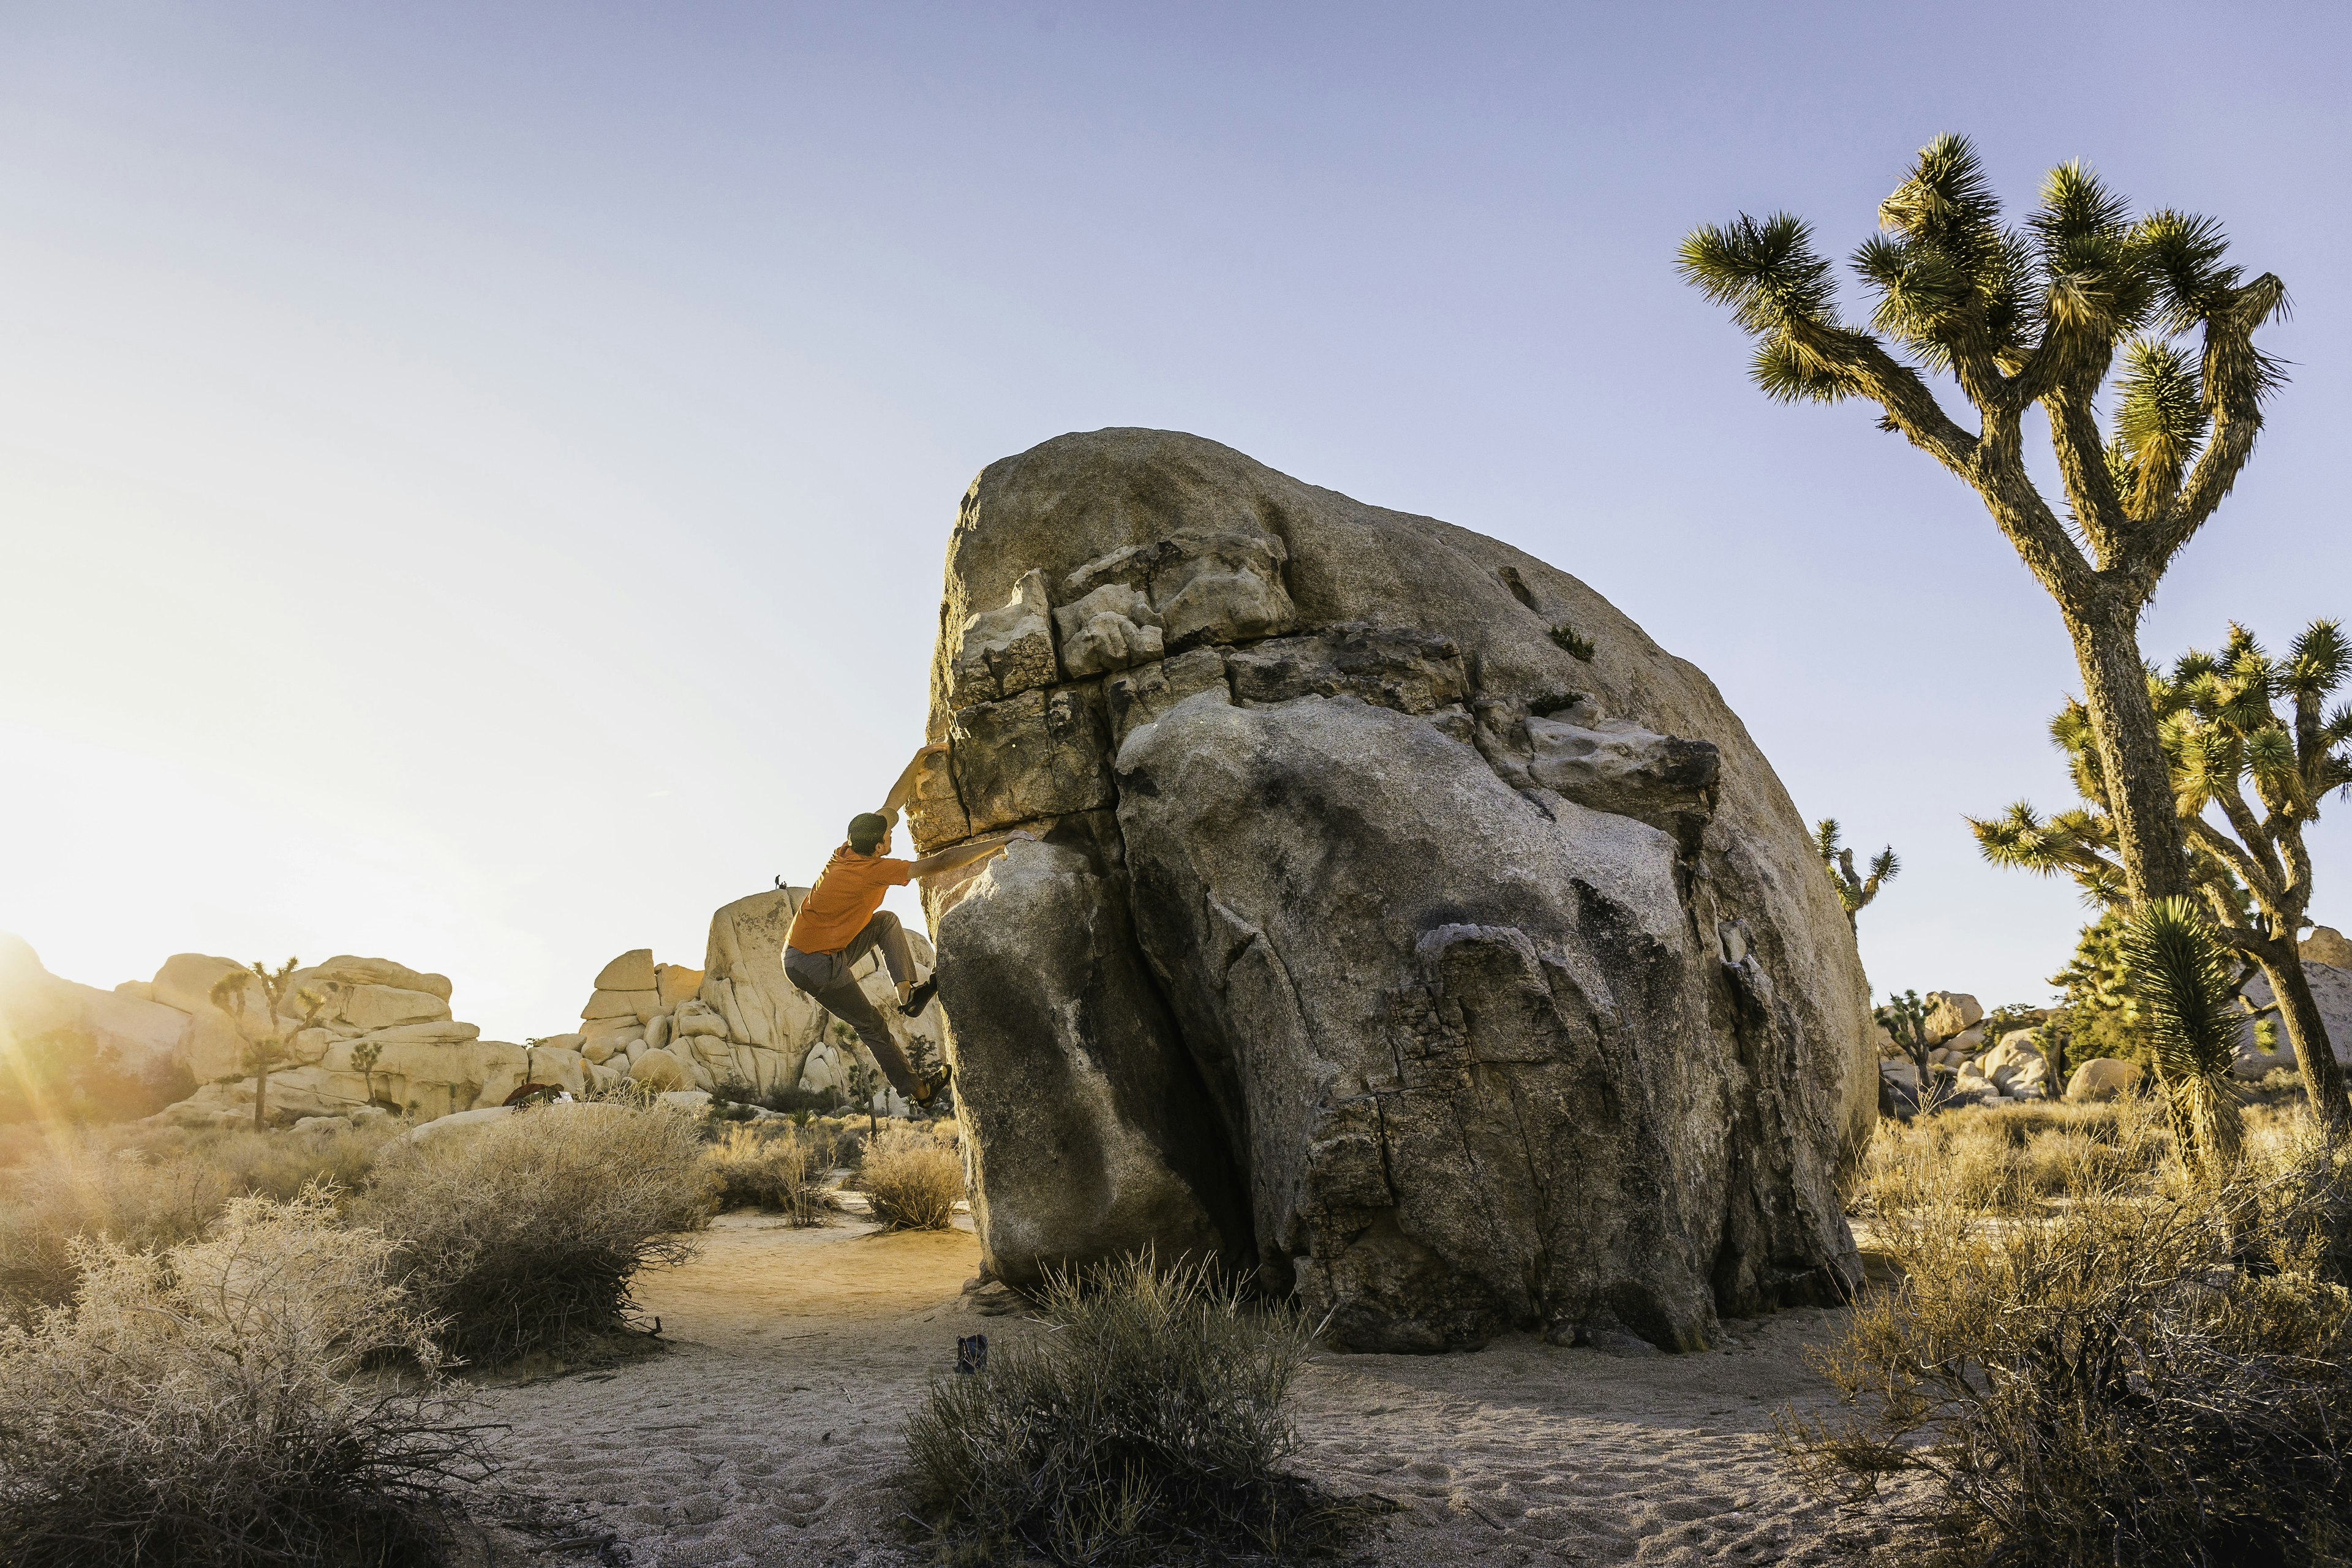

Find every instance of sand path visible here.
[477,1213,1891,1566]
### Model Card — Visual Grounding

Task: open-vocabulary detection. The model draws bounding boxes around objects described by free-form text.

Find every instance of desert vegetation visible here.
[1684,133,2290,914]
[1807,1080,2352,1566]
[1976,619,2352,1131]
[906,1252,1354,1566]
[860,1125,967,1231]
[0,1193,487,1567]
[703,1120,844,1224]
[358,1102,714,1362]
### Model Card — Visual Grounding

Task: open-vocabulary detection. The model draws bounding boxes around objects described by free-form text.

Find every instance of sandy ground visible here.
[472,1212,1898,1566]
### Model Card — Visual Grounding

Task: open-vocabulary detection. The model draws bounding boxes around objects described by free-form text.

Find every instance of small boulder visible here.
[595,949,658,992]
[627,1047,692,1091]
[1924,992,1983,1044]
[2067,1058,2143,1102]
[655,963,705,1008]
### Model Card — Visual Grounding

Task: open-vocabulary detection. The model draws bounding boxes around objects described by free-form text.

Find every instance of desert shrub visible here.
[861,1126,965,1231]
[0,1142,233,1319]
[0,1192,486,1567]
[0,1123,398,1319]
[359,1102,714,1362]
[703,1123,840,1225]
[1786,1104,2352,1566]
[183,1121,396,1200]
[1858,1096,2170,1216]
[907,1253,1351,1564]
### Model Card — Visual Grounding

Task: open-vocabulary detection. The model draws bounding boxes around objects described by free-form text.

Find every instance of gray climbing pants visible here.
[783,911,920,1099]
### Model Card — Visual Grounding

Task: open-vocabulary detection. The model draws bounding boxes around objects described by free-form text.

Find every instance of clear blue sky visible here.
[3,2,2346,1039]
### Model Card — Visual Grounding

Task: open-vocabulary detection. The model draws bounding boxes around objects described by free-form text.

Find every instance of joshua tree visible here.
[1973,620,2352,1136]
[350,1038,385,1110]
[2118,897,2245,1170]
[1874,989,1936,1098]
[1681,135,2288,908]
[209,959,341,1132]
[1815,818,1898,929]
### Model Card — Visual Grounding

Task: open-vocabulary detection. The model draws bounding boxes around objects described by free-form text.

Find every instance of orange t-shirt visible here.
[786,845,916,954]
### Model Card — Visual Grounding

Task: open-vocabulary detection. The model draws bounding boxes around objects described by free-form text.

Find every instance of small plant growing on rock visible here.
[1547,622,1595,661]
[905,1251,1355,1565]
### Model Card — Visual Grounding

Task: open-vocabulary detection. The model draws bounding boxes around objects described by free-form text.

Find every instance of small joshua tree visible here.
[1973,620,2352,1137]
[350,1038,385,1110]
[2117,897,2245,1170]
[1874,989,1941,1111]
[209,959,341,1132]
[1815,818,1899,929]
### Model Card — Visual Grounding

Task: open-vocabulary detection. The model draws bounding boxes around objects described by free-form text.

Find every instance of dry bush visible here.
[704,1123,840,1226]
[359,1101,714,1362]
[906,1253,1353,1565]
[0,1123,396,1319]
[861,1126,965,1231]
[1858,1096,2170,1215]
[1787,1102,2352,1566]
[185,1121,394,1199]
[0,1192,486,1567]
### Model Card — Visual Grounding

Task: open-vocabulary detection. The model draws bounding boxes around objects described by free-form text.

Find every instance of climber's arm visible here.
[909,830,1034,880]
[879,741,949,823]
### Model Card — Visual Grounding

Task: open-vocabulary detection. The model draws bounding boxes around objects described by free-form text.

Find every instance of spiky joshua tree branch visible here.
[1814,818,1898,930]
[1681,135,2288,908]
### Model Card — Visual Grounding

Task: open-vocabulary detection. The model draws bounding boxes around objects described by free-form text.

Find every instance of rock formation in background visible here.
[913,429,1875,1354]
[1,937,551,1127]
[569,886,943,1115]
[4,880,944,1131]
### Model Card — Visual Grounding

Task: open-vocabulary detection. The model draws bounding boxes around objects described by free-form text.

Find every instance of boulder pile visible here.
[914,429,1874,1354]
[2,937,550,1128]
[564,885,944,1116]
[1875,991,2058,1109]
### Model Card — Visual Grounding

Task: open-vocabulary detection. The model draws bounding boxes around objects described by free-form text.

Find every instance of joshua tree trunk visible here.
[2068,602,2193,903]
[2253,944,2351,1139]
[253,1061,270,1132]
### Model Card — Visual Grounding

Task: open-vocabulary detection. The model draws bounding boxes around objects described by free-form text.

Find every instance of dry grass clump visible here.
[860,1126,965,1231]
[906,1253,1354,1565]
[360,1102,714,1363]
[0,1192,486,1567]
[1858,1095,2169,1215]
[703,1123,841,1226]
[1787,1102,2352,1566]
[0,1123,394,1320]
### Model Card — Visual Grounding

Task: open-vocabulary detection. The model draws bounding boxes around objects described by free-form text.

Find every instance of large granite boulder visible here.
[918,429,1872,1353]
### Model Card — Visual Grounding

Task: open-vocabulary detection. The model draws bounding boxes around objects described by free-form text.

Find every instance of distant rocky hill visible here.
[0,886,943,1130]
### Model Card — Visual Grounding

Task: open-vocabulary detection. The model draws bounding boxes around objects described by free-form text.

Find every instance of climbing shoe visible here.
[902,978,939,1017]
[914,1064,954,1109]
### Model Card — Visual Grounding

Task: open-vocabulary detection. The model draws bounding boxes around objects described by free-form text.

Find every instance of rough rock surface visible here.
[2236,959,2352,1078]
[2067,1058,2143,1101]
[917,429,1872,1354]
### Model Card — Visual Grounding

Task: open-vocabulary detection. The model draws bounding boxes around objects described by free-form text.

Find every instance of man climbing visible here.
[782,741,1026,1109]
